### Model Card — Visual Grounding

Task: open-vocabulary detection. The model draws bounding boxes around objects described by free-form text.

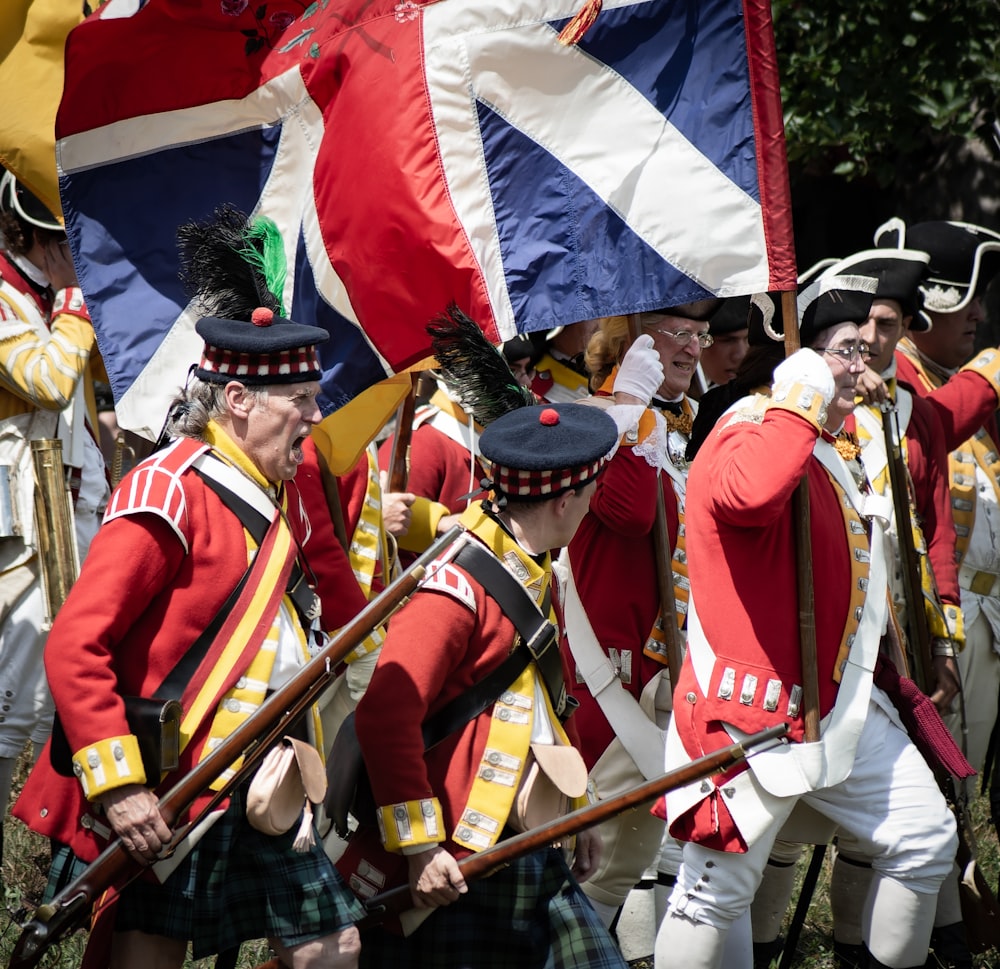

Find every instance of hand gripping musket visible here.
[7,525,467,969]
[356,723,789,930]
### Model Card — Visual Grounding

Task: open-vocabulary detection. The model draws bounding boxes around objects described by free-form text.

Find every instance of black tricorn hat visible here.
[479,403,617,502]
[194,307,328,385]
[0,169,62,232]
[874,218,1000,313]
[709,293,779,338]
[821,248,931,331]
[796,274,878,346]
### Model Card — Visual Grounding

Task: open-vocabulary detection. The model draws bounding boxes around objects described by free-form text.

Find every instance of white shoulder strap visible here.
[557,551,665,780]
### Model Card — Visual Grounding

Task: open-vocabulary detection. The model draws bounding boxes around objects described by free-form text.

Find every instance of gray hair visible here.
[165,377,269,438]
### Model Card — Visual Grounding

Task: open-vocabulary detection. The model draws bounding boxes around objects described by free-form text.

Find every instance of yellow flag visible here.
[313,370,426,476]
[0,0,87,221]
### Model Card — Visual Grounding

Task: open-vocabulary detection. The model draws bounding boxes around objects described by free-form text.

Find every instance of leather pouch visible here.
[49,696,182,782]
[509,742,589,833]
[247,735,327,851]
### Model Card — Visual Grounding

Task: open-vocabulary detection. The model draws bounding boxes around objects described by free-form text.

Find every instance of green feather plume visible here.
[176,204,286,319]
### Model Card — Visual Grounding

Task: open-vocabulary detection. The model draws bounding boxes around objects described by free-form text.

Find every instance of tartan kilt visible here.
[359,846,628,969]
[47,787,364,960]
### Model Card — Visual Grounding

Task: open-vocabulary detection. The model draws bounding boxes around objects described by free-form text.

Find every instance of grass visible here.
[3,745,1000,968]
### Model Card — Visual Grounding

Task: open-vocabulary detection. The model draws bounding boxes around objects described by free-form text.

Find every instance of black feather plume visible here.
[176,204,282,320]
[427,304,536,426]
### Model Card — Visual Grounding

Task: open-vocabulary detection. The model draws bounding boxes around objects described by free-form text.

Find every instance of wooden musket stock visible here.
[8,526,467,969]
[880,401,932,691]
[358,723,789,929]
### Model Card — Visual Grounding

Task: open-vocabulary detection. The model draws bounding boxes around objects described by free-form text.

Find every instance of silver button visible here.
[467,811,481,824]
[112,743,125,761]
[482,767,495,781]
[497,709,510,722]
[487,751,502,766]
[39,808,47,818]
[686,692,697,704]
[72,762,83,777]
[421,802,435,817]
[457,826,472,840]
[236,677,247,690]
[87,751,100,769]
[225,698,241,713]
[500,692,515,705]
[394,806,407,820]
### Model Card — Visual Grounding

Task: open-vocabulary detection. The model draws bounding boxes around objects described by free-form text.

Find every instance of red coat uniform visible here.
[378,392,486,558]
[14,431,365,862]
[565,441,679,768]
[895,342,1000,450]
[666,398,868,849]
[339,505,583,895]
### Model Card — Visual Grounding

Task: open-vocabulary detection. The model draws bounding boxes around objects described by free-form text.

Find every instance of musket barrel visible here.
[359,722,788,928]
[8,525,466,969]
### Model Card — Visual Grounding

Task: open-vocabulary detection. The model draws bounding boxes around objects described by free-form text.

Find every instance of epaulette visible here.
[421,561,477,613]
[103,438,209,552]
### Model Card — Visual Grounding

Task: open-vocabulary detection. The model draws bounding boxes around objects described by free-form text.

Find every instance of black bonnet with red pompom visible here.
[194,307,328,385]
[478,403,617,502]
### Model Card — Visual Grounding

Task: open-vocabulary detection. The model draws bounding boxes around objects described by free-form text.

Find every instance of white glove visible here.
[771,347,835,406]
[613,334,664,405]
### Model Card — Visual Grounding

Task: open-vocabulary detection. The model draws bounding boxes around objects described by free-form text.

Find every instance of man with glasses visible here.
[655,275,968,969]
[559,299,720,942]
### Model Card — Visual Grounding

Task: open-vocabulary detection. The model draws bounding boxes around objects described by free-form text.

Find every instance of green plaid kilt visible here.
[47,787,364,960]
[359,846,628,969]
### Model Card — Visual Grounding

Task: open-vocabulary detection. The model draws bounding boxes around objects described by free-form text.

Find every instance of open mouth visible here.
[291,436,306,462]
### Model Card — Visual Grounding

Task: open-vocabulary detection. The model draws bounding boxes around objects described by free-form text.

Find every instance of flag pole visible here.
[626,313,683,694]
[780,291,820,743]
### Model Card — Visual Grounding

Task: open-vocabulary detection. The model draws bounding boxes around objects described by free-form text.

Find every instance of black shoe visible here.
[923,922,973,969]
[833,940,867,969]
[753,937,784,969]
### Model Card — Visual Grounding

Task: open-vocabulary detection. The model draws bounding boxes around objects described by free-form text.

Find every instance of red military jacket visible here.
[14,428,366,861]
[338,504,583,899]
[564,441,679,769]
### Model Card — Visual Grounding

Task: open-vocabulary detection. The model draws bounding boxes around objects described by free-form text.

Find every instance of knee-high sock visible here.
[830,851,873,945]
[934,862,963,927]
[863,874,937,968]
[750,859,798,944]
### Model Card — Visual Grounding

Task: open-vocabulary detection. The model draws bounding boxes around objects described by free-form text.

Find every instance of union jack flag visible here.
[56,0,795,439]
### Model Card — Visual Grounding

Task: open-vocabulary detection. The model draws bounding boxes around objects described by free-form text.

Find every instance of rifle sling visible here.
[420,541,568,749]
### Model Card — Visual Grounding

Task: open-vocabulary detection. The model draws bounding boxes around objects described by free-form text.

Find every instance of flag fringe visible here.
[557,0,602,46]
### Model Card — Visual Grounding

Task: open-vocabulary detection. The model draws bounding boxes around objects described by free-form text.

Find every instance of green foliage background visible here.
[774,0,1000,184]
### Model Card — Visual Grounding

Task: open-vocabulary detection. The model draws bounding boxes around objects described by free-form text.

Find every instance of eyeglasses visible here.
[814,343,871,363]
[645,326,714,349]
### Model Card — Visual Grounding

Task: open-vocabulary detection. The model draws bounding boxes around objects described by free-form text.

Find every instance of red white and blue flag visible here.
[56,0,795,439]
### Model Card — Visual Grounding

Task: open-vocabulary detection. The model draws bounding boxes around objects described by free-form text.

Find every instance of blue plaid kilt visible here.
[359,846,627,969]
[47,787,364,960]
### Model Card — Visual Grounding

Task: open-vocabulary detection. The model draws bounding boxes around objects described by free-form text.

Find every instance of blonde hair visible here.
[584,315,631,391]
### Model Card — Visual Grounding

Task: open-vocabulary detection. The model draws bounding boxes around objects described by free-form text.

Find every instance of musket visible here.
[357,723,788,929]
[387,372,420,494]
[880,400,933,691]
[8,525,467,969]
[625,314,682,691]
